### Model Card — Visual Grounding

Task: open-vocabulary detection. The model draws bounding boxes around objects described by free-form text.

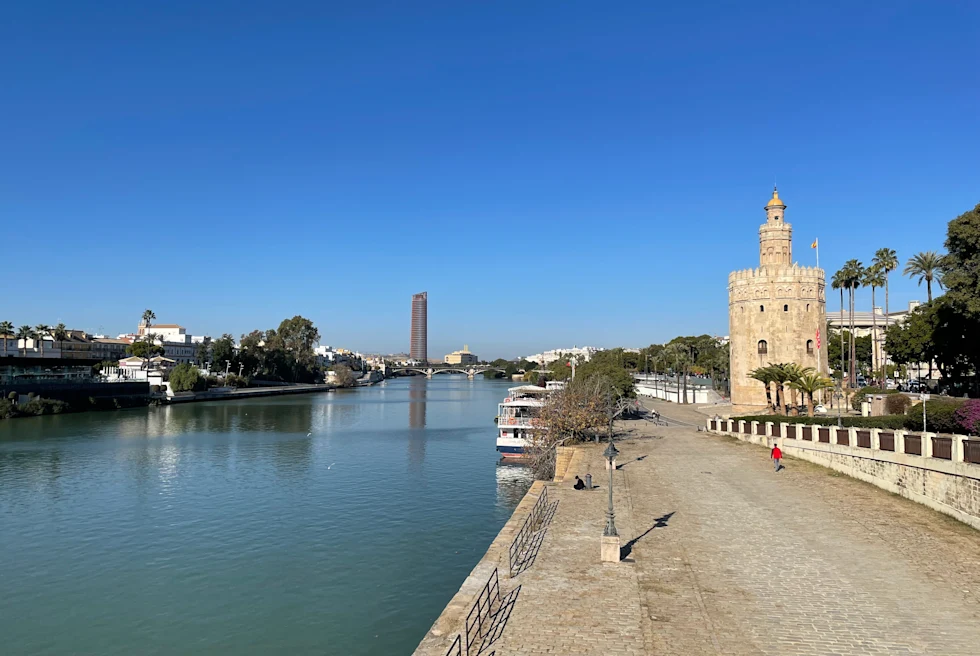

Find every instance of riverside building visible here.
[728,188,828,407]
[410,292,428,364]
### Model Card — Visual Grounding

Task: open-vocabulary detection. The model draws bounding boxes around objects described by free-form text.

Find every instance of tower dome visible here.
[765,187,786,208]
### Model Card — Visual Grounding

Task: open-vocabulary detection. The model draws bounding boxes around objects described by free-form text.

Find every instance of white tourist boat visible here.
[495,381,565,458]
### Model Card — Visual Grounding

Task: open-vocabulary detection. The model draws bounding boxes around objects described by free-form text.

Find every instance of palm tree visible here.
[0,321,12,357]
[831,269,848,383]
[774,363,809,415]
[841,259,864,388]
[53,322,69,342]
[904,251,944,303]
[17,325,34,356]
[873,248,898,383]
[748,365,777,412]
[862,265,887,385]
[141,309,156,334]
[790,371,834,417]
[34,324,50,357]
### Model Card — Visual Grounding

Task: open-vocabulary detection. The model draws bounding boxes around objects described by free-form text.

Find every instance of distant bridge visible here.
[382,364,508,379]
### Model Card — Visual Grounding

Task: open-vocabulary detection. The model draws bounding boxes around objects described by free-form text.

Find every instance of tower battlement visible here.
[728,265,826,283]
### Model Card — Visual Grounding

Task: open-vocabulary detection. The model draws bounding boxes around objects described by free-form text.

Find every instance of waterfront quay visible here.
[417,400,980,655]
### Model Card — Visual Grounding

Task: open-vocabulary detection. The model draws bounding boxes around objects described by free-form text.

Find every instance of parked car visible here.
[813,404,828,415]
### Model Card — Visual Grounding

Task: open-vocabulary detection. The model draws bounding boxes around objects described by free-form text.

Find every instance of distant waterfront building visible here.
[524,346,602,365]
[410,292,428,364]
[130,320,200,364]
[445,345,478,365]
[728,188,827,407]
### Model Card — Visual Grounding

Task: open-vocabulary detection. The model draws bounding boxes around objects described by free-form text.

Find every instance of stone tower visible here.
[728,188,828,407]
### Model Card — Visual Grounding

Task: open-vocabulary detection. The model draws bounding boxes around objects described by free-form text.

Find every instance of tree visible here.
[0,321,12,357]
[862,265,886,384]
[34,324,50,357]
[789,371,834,417]
[210,334,237,374]
[575,358,635,398]
[141,309,156,330]
[840,259,864,387]
[16,325,33,349]
[52,322,69,341]
[126,339,165,364]
[331,364,357,388]
[195,336,212,367]
[873,247,899,378]
[772,363,807,415]
[904,251,944,303]
[935,203,980,393]
[831,269,848,380]
[169,363,206,392]
[748,365,777,411]
[885,303,933,368]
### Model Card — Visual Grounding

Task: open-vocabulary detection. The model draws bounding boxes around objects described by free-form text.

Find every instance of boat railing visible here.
[498,416,538,428]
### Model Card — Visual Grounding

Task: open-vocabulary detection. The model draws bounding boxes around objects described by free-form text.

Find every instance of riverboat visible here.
[495,381,564,457]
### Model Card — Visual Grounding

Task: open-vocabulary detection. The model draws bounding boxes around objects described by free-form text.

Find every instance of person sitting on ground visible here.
[573,475,586,490]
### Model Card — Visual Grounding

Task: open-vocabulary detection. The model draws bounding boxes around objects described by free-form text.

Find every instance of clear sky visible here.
[2,1,977,359]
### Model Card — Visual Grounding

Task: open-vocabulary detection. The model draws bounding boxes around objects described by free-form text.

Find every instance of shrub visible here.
[904,399,967,433]
[225,374,249,388]
[733,414,907,430]
[885,394,912,415]
[954,399,980,435]
[205,375,220,388]
[150,385,161,393]
[169,363,206,393]
[7,391,17,401]
[0,399,17,419]
[17,399,68,416]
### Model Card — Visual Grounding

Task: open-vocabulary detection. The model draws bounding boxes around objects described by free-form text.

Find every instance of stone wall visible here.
[706,418,980,530]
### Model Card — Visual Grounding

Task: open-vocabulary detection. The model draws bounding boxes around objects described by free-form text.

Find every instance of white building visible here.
[524,346,603,365]
[827,300,934,380]
[128,321,202,365]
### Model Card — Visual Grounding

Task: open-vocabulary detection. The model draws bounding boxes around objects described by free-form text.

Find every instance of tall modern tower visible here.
[410,292,428,363]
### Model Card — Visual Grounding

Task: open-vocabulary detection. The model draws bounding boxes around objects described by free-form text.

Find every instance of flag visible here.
[816,329,821,349]
[811,238,818,249]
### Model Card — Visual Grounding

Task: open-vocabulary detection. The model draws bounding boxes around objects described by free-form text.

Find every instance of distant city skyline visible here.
[2,2,975,356]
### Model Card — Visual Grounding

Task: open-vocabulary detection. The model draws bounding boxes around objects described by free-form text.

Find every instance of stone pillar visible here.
[848,427,858,448]
[952,435,966,463]
[765,422,774,437]
[895,430,906,455]
[923,432,935,458]
[601,535,621,563]
[871,428,881,451]
[738,420,746,434]
[829,426,839,445]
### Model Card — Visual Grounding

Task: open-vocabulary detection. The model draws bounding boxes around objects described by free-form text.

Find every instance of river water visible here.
[0,377,531,655]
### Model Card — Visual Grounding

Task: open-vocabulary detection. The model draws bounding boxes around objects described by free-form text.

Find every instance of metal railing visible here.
[508,487,550,577]
[465,569,501,655]
[965,440,980,464]
[497,416,537,428]
[933,436,952,460]
[445,634,462,656]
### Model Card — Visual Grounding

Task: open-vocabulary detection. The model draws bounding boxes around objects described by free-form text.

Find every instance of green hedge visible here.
[731,414,908,429]
[904,399,967,433]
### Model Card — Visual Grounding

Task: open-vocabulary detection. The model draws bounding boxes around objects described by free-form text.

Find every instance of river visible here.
[0,376,532,655]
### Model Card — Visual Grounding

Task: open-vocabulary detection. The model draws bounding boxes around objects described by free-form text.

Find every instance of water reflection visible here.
[495,460,534,508]
[407,377,427,471]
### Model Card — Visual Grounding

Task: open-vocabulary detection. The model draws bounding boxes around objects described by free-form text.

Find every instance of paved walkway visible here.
[492,401,980,655]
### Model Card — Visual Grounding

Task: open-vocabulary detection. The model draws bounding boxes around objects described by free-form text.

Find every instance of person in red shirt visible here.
[771,444,782,472]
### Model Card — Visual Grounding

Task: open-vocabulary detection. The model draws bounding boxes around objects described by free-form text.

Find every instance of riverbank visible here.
[165,382,338,404]
[414,402,980,655]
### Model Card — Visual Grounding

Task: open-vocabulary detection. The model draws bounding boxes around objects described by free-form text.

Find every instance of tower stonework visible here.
[728,189,828,407]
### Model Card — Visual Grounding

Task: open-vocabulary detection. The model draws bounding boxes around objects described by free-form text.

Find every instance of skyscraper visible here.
[410,292,428,363]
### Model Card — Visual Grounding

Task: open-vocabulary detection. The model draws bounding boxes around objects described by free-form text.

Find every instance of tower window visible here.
[783,304,788,312]
[758,340,768,354]
[760,305,765,312]
[806,303,810,312]
[806,340,814,355]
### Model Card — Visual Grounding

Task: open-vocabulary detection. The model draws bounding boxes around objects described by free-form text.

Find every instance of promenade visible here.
[427,400,980,655]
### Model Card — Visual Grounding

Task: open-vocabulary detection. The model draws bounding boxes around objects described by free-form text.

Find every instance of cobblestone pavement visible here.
[493,401,980,655]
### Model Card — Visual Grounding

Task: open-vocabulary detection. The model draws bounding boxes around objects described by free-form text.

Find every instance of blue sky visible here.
[2,1,977,359]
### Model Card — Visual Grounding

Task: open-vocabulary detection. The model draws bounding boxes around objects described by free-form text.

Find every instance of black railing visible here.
[465,569,501,655]
[445,634,462,656]
[508,486,551,577]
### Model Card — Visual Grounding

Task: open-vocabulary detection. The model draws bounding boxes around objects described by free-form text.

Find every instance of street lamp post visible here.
[834,384,844,428]
[603,439,619,537]
[601,437,621,562]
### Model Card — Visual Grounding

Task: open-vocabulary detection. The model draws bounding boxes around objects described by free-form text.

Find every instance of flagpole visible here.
[816,240,820,269]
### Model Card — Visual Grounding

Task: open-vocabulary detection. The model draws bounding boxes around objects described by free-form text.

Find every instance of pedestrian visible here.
[573,476,586,490]
[771,443,782,472]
